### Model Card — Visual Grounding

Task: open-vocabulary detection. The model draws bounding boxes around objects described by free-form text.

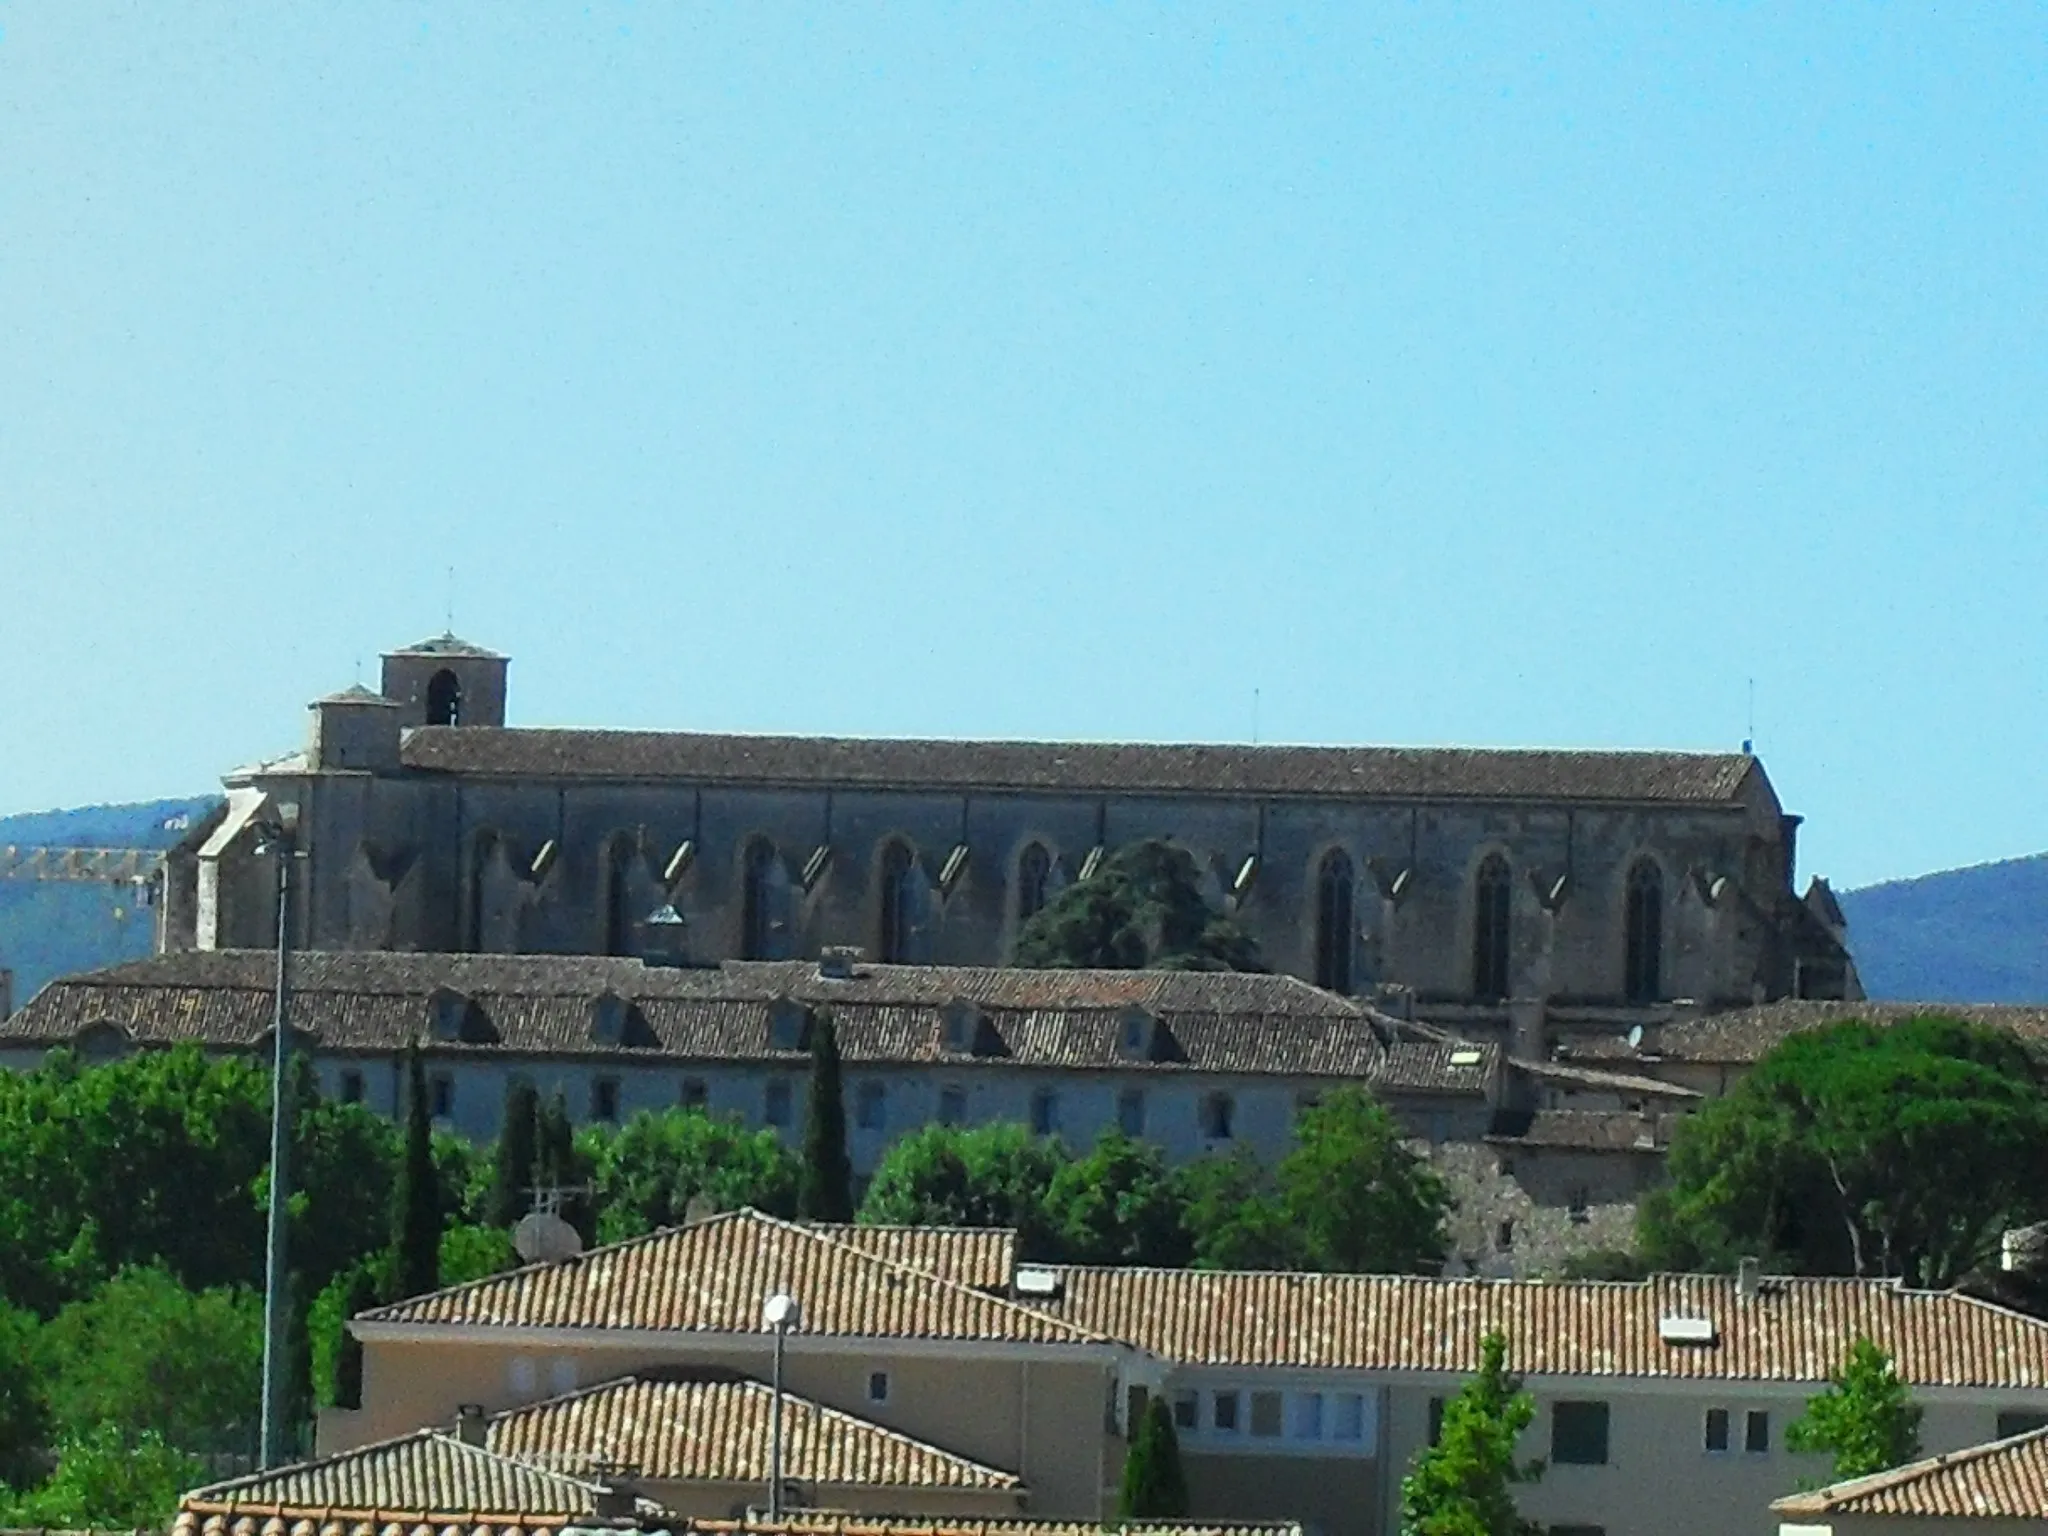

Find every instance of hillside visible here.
[1838,852,2048,1004]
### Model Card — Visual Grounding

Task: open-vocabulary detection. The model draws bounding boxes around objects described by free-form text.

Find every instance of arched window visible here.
[1017,843,1052,924]
[1314,850,1356,993]
[879,842,920,963]
[426,668,462,726]
[1472,854,1512,1001]
[741,838,785,961]
[1625,859,1664,1003]
[601,839,633,957]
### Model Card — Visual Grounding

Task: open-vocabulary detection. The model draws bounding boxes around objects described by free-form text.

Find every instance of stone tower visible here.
[379,634,508,729]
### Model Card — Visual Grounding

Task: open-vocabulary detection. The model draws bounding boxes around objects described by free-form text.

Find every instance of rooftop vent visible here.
[818,946,860,981]
[1658,1315,1718,1346]
[1449,1048,1484,1067]
[1012,1264,1063,1300]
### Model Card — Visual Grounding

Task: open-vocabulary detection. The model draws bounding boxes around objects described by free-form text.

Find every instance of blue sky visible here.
[1,4,2042,891]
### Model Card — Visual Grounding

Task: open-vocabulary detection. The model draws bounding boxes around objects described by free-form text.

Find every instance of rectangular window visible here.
[591,1077,620,1122]
[679,1077,708,1111]
[1289,1392,1324,1440]
[1173,1391,1199,1431]
[938,1085,967,1126]
[1117,1089,1146,1137]
[867,1371,890,1404]
[1704,1407,1730,1453]
[764,1078,793,1128]
[1427,1397,1446,1446]
[1202,1093,1236,1140]
[1998,1410,2048,1439]
[856,1080,887,1131]
[1250,1390,1283,1438]
[1126,1386,1149,1434]
[1213,1391,1240,1433]
[1551,1401,1610,1465]
[430,1073,455,1120]
[1332,1393,1365,1442]
[1030,1089,1060,1136]
[1549,1527,1606,1536]
[338,1069,365,1105]
[1745,1410,1770,1454]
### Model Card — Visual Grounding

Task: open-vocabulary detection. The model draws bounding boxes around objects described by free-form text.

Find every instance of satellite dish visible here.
[1625,1024,1645,1051]
[513,1210,584,1264]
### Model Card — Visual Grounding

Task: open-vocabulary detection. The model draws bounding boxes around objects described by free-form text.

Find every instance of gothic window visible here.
[601,838,634,958]
[741,838,785,961]
[1314,850,1356,993]
[879,842,920,963]
[1472,854,1513,1001]
[1625,859,1664,1003]
[426,668,463,726]
[1017,843,1052,924]
[464,832,499,953]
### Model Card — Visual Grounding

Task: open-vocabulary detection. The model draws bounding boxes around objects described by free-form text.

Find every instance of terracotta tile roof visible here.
[1558,1001,2048,1068]
[355,1210,1117,1347]
[1512,1059,1702,1099]
[689,1518,1302,1536]
[1048,1269,2048,1388]
[176,1428,655,1523]
[1483,1110,1670,1152]
[804,1226,1015,1289]
[9,953,1491,1092]
[391,632,504,659]
[398,727,1756,806]
[487,1369,1021,1491]
[1772,1425,2048,1518]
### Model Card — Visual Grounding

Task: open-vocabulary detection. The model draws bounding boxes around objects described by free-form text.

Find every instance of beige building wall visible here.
[1182,1453,1381,1536]
[640,1477,1025,1521]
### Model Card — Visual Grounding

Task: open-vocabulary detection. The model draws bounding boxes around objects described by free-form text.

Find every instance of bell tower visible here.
[379,634,509,729]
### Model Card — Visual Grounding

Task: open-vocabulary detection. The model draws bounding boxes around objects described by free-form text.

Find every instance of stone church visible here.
[164,634,1856,1047]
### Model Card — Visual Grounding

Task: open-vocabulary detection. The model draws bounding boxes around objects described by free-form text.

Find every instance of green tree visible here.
[1278,1088,1451,1274]
[37,1265,261,1454]
[391,1045,441,1300]
[1641,1015,2048,1287]
[488,1079,543,1227]
[0,1300,46,1488]
[858,1123,1069,1257]
[1399,1331,1543,1536]
[308,1259,385,1411]
[1171,1151,1302,1271]
[1117,1395,1191,1519]
[800,1010,854,1222]
[0,1423,202,1529]
[1013,839,1266,972]
[535,1092,596,1242]
[1787,1336,1925,1481]
[439,1223,519,1285]
[583,1108,801,1244]
[1044,1131,1191,1266]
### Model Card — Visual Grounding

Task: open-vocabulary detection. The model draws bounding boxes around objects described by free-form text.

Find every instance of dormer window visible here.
[589,992,628,1046]
[768,998,810,1052]
[429,987,471,1043]
[942,1000,981,1053]
[1118,1007,1155,1060]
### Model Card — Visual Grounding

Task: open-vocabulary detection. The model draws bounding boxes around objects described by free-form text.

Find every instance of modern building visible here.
[1772,1424,2048,1533]
[316,1209,2048,1536]
[158,634,1857,1058]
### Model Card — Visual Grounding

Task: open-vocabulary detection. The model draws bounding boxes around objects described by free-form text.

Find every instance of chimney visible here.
[1736,1256,1762,1302]
[818,946,860,981]
[454,1403,487,1446]
[591,1480,639,1520]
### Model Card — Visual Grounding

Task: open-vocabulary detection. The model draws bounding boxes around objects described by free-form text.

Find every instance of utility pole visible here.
[256,815,297,1468]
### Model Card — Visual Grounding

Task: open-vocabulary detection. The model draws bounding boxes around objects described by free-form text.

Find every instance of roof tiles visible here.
[1772,1425,2048,1518]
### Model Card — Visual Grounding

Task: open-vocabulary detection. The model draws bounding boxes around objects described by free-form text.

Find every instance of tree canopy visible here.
[1012,839,1265,972]
[1277,1088,1451,1273]
[1787,1336,1925,1482]
[1118,1396,1191,1520]
[582,1107,800,1244]
[858,1122,1068,1257]
[800,1010,854,1223]
[1641,1015,2048,1287]
[1043,1131,1191,1267]
[1399,1331,1543,1536]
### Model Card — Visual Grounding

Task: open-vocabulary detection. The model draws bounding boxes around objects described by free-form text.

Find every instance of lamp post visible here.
[252,814,297,1469]
[762,1291,802,1519]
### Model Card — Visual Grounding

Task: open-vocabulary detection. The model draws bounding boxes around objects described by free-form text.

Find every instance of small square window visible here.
[680,1077,708,1111]
[1030,1089,1060,1136]
[1250,1390,1283,1438]
[867,1371,890,1404]
[1202,1093,1235,1140]
[1496,1219,1515,1250]
[1173,1391,1199,1430]
[1332,1393,1365,1442]
[338,1069,365,1105]
[1213,1391,1240,1433]
[856,1080,887,1131]
[591,1077,620,1122]
[1551,1401,1610,1465]
[1117,1089,1146,1138]
[1745,1410,1770,1454]
[1427,1397,1446,1446]
[1568,1187,1591,1223]
[430,1073,455,1120]
[938,1085,967,1126]
[1704,1407,1729,1453]
[764,1078,793,1128]
[1289,1392,1324,1440]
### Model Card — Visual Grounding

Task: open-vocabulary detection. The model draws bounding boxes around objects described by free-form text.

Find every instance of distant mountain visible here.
[1838,852,2048,1005]
[0,797,223,1010]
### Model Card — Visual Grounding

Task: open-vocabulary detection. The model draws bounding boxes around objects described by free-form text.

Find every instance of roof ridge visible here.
[1782,1424,2048,1509]
[183,1427,618,1505]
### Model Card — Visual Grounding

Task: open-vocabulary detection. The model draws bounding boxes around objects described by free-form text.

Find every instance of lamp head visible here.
[762,1292,801,1331]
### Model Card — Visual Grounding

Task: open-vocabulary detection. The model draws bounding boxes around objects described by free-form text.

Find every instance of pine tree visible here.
[1117,1396,1191,1520]
[390,1045,441,1299]
[488,1080,541,1228]
[1788,1336,1924,1481]
[1399,1331,1543,1536]
[798,1009,854,1223]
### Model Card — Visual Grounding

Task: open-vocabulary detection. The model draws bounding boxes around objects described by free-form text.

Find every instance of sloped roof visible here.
[1559,1001,2048,1068]
[695,1520,1302,1536]
[388,633,504,659]
[398,728,1758,805]
[8,952,1490,1092]
[1483,1110,1670,1152]
[488,1369,1022,1490]
[1772,1424,2048,1518]
[804,1225,1016,1289]
[356,1210,1116,1348]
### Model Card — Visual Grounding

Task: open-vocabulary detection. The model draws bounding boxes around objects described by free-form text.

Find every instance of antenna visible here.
[1252,687,1261,746]
[445,566,457,634]
[1743,678,1755,755]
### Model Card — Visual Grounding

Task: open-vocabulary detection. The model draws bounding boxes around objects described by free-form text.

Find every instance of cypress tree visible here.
[535,1091,594,1243]
[798,1009,853,1222]
[489,1080,542,1228]
[391,1044,441,1299]
[1117,1396,1190,1520]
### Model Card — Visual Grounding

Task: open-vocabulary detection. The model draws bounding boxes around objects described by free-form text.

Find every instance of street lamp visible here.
[251,810,299,1469]
[762,1291,802,1520]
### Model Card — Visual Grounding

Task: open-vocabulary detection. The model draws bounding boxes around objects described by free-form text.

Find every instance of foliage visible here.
[440,1223,518,1286]
[1641,1015,2048,1287]
[1044,1131,1191,1267]
[1558,1248,1652,1281]
[0,1299,46,1487]
[536,1092,595,1242]
[1787,1336,1925,1482]
[391,1045,441,1300]
[488,1080,542,1227]
[37,1265,261,1454]
[800,1010,854,1223]
[309,1259,385,1411]
[0,1423,203,1529]
[1398,1332,1543,1536]
[858,1123,1069,1257]
[1277,1088,1450,1273]
[583,1109,801,1244]
[1171,1152,1302,1271]
[1117,1395,1191,1519]
[1012,839,1265,972]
